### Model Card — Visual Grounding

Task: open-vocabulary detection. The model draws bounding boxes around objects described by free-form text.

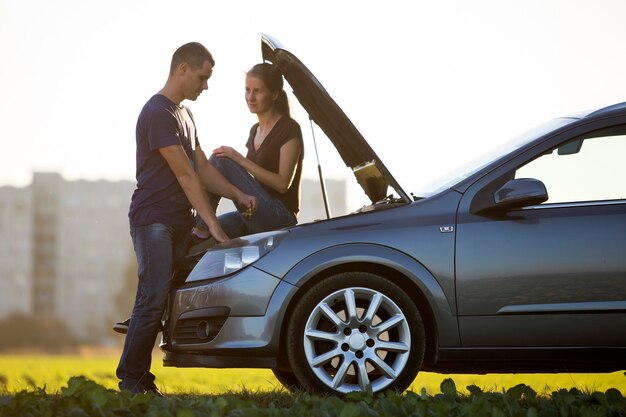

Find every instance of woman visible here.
[193,62,304,241]
[113,63,304,335]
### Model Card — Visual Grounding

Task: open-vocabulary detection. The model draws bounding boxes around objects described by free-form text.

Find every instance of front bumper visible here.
[161,265,298,368]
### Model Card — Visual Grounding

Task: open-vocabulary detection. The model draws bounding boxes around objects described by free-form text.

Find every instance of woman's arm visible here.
[213,137,302,194]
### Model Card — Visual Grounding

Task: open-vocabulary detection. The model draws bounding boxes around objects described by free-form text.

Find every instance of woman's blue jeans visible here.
[200,155,296,238]
[116,223,190,392]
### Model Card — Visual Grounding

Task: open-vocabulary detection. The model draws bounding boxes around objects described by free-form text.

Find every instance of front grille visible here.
[173,316,226,345]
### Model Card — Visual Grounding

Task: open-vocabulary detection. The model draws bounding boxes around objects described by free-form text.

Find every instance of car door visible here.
[455,121,626,347]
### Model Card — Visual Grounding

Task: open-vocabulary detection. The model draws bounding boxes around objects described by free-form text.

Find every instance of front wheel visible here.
[286,272,425,395]
[271,369,304,392]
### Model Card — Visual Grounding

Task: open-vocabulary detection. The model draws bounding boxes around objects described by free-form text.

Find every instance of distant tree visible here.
[0,312,78,351]
[114,255,137,319]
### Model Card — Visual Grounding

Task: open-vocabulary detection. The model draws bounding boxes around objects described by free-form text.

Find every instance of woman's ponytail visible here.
[275,90,290,117]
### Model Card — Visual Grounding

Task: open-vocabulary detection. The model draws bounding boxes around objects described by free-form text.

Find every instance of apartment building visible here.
[0,172,347,342]
[0,185,32,317]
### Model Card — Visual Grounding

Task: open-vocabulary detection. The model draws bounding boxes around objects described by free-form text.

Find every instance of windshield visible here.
[411,118,578,198]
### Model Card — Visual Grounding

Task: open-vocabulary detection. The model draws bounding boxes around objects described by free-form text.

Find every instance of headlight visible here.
[186,231,287,282]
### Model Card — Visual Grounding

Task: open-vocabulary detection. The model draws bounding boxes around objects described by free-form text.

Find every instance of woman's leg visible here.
[216,211,246,238]
[209,156,296,237]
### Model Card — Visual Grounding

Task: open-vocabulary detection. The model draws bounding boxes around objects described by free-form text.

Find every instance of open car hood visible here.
[261,34,411,204]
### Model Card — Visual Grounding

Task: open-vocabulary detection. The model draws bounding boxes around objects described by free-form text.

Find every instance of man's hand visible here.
[206,219,229,244]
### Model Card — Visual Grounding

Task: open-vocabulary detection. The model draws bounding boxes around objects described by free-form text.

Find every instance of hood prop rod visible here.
[309,117,331,219]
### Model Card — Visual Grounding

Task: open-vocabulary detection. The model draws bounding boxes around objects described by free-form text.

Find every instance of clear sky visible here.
[2,0,626,206]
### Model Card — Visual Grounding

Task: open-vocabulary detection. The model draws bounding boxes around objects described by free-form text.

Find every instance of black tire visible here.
[286,272,425,395]
[271,368,304,392]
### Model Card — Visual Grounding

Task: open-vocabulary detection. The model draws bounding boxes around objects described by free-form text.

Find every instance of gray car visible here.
[161,34,626,395]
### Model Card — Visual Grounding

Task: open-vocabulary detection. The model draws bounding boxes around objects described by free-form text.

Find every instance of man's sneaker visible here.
[144,384,165,397]
[119,382,165,397]
[113,319,130,334]
[112,318,164,334]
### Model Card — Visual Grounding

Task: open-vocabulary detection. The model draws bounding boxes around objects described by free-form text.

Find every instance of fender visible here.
[275,243,460,346]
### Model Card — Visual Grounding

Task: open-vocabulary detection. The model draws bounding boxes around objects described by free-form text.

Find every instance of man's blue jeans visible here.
[116,223,190,392]
[202,155,297,238]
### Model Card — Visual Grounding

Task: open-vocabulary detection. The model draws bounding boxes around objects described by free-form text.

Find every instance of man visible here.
[117,42,256,395]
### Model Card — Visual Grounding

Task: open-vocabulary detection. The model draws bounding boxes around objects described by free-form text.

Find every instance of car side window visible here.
[515,125,626,204]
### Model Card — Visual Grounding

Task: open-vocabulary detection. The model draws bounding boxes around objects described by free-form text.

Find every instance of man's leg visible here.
[116,223,174,393]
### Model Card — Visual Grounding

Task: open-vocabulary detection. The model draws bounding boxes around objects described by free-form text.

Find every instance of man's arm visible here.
[158,144,229,243]
[195,145,256,211]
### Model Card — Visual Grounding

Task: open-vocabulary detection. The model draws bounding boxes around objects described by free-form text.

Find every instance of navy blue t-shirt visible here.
[128,94,199,233]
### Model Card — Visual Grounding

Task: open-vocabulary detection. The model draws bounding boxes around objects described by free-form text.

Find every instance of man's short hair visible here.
[170,42,214,75]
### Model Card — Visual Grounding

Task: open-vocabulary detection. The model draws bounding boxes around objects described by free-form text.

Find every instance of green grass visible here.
[1,355,625,417]
[2,375,625,417]
[0,352,624,395]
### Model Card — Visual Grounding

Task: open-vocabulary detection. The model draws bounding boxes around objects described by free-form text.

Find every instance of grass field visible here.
[1,352,624,395]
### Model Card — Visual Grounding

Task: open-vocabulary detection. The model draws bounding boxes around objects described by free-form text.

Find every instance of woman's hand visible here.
[213,146,244,164]
[236,192,257,219]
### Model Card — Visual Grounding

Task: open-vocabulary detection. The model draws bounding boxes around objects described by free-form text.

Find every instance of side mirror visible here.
[493,178,548,210]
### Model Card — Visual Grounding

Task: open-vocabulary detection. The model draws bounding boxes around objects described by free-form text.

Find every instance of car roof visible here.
[584,101,626,118]
[450,100,626,194]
